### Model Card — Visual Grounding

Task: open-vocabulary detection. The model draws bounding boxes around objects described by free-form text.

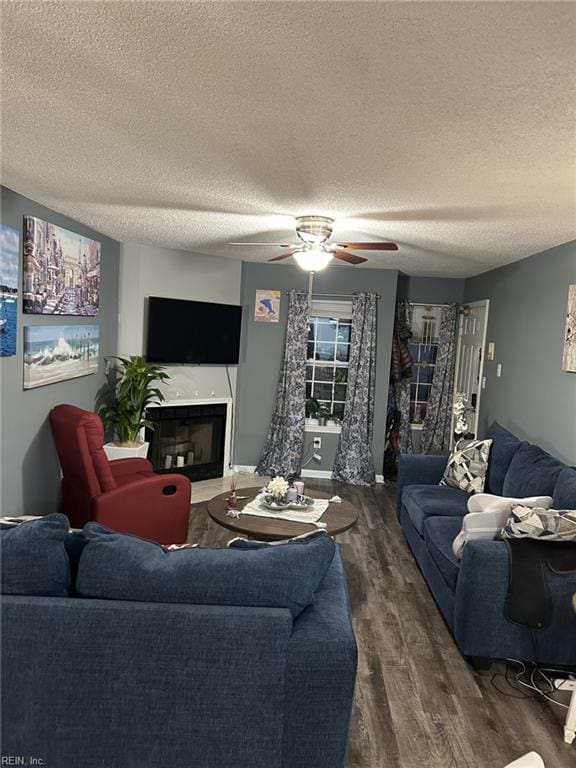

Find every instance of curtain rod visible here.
[408,301,450,307]
[285,291,381,299]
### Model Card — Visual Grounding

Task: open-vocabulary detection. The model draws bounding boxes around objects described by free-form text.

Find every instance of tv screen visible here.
[146,297,242,365]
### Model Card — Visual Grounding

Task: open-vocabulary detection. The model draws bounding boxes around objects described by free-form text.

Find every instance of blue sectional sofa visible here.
[1,518,357,768]
[397,423,576,666]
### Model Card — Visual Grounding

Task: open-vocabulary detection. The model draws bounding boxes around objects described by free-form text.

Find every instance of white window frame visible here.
[305,299,352,433]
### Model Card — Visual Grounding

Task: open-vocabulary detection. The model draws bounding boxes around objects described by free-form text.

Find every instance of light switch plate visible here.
[496,363,502,377]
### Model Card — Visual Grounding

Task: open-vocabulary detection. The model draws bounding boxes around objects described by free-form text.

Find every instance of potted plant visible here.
[305,397,320,426]
[100,355,169,460]
[326,413,341,428]
[317,404,332,427]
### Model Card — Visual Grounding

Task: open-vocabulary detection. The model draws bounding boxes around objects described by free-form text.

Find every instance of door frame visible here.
[452,299,490,442]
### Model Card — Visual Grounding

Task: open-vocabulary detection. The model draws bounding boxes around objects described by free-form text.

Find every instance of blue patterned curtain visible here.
[389,300,414,454]
[332,293,377,486]
[256,290,310,477]
[420,303,458,454]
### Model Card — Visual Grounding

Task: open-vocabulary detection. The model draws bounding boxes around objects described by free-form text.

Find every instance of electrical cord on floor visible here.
[301,444,317,468]
[489,660,570,709]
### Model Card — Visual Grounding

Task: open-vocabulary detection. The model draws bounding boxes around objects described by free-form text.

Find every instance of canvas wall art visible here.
[23,216,100,316]
[562,283,576,373]
[0,224,20,357]
[254,289,281,323]
[23,324,99,389]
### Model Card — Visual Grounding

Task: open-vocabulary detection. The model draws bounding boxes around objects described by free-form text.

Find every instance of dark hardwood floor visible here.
[189,480,573,768]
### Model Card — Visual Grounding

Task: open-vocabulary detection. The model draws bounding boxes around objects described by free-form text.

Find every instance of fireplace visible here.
[146,403,227,482]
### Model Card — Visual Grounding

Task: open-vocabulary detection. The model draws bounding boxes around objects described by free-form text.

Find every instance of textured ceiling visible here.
[1,1,575,277]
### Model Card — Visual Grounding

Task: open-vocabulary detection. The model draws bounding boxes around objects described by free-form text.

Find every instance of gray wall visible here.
[0,186,120,515]
[397,274,465,304]
[464,240,576,464]
[234,263,398,475]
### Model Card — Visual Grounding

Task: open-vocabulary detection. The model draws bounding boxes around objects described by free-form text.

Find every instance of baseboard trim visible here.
[232,465,385,485]
[301,468,332,479]
[232,465,258,474]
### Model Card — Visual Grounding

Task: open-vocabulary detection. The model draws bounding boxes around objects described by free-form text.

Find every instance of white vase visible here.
[306,418,320,426]
[103,442,149,461]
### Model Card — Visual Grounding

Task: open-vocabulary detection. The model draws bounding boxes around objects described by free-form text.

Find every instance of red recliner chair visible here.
[49,404,191,544]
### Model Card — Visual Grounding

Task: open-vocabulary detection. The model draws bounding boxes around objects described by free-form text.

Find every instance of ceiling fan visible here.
[229,215,398,271]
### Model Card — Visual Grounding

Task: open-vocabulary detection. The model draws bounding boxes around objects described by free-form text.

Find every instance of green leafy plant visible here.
[305,397,320,418]
[317,404,332,420]
[100,356,169,445]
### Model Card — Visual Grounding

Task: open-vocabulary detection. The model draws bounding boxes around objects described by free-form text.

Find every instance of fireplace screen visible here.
[146,404,226,481]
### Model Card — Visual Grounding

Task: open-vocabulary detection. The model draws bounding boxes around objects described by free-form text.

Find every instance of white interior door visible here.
[453,300,489,439]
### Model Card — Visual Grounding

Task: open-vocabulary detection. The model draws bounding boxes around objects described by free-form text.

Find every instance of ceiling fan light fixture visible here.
[293,247,333,272]
[295,215,334,244]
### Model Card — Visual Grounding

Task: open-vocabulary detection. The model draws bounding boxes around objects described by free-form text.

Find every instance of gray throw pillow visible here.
[440,438,492,494]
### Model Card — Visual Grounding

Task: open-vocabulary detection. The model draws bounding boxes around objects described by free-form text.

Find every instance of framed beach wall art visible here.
[23,216,100,316]
[0,224,20,357]
[562,283,576,373]
[254,289,281,323]
[23,324,99,389]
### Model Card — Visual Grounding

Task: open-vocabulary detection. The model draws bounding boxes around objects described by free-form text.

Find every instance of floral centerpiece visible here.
[265,476,290,504]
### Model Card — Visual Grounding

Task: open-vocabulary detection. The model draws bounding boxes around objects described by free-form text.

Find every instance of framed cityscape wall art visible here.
[0,224,20,357]
[562,283,576,373]
[23,324,99,389]
[23,216,100,316]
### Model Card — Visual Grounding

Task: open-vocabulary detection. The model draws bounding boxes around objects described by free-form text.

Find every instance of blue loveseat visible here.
[397,423,576,666]
[1,518,357,768]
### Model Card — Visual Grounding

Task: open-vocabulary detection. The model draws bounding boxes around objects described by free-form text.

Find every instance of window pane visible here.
[334,368,348,384]
[305,382,311,399]
[420,346,438,365]
[313,383,333,401]
[316,321,337,343]
[315,343,335,361]
[307,342,315,360]
[336,343,350,362]
[308,322,315,342]
[418,383,432,401]
[337,324,351,343]
[306,364,314,381]
[419,363,434,384]
[332,402,345,419]
[334,383,347,401]
[315,365,335,382]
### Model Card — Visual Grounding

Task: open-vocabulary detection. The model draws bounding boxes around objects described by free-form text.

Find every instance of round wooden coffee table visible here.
[207,486,358,541]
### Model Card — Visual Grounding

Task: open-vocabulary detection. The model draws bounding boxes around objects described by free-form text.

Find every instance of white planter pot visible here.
[326,420,339,428]
[305,418,320,426]
[103,442,149,461]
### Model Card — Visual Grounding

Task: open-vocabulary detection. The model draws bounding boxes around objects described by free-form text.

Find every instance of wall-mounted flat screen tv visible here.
[146,297,242,364]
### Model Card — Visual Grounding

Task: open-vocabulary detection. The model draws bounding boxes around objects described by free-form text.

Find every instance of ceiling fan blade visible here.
[268,250,299,262]
[332,249,367,265]
[336,242,398,251]
[228,242,295,247]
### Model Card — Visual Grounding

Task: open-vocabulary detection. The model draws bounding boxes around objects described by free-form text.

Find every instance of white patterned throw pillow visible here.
[440,438,492,494]
[500,505,576,541]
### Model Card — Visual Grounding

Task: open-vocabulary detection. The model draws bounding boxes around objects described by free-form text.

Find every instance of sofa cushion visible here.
[402,484,471,536]
[423,516,462,591]
[485,422,522,495]
[553,467,576,509]
[0,514,70,596]
[502,443,566,498]
[76,524,335,618]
